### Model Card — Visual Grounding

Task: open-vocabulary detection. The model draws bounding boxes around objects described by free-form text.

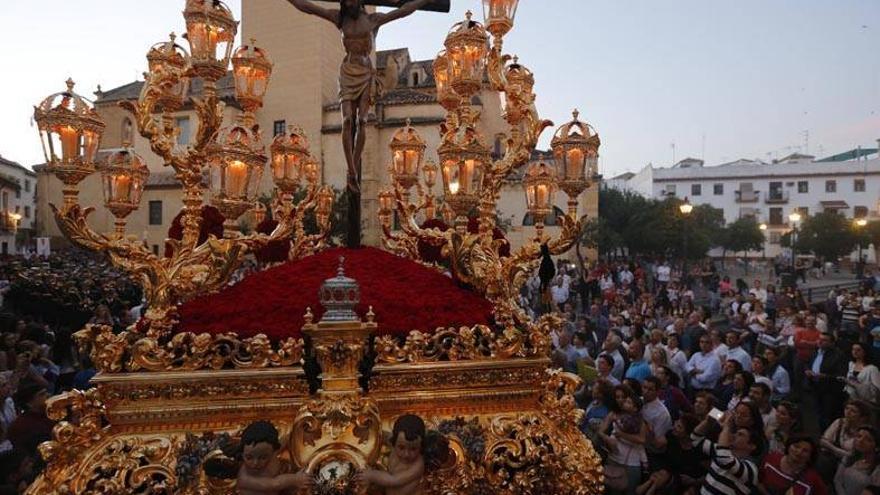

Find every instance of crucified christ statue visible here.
[285,0,440,248]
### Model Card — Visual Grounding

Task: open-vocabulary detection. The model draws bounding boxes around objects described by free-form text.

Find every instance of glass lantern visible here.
[439,151,487,220]
[270,125,310,195]
[482,0,519,39]
[389,119,426,192]
[551,109,600,213]
[378,188,395,227]
[146,33,191,112]
[207,124,266,235]
[99,146,150,234]
[34,79,106,206]
[444,11,489,98]
[232,39,273,113]
[303,160,319,184]
[183,0,238,81]
[524,162,557,225]
[433,50,461,111]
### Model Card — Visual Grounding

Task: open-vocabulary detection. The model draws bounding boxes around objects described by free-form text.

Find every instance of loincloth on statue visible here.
[339,60,384,106]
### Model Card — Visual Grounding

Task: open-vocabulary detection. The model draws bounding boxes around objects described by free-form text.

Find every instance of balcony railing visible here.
[764,191,789,203]
[735,190,760,203]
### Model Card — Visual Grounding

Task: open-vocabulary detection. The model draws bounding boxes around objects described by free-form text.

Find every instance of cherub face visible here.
[242,442,275,475]
[393,435,422,464]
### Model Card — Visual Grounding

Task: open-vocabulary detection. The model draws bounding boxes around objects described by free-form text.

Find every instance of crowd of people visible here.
[1,247,880,494]
[0,251,142,493]
[533,258,880,495]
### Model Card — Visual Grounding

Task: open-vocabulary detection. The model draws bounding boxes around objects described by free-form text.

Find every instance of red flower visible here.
[254,218,290,263]
[177,247,496,341]
[165,206,226,257]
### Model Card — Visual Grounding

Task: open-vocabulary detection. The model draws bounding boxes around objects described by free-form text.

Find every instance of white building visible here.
[0,155,37,255]
[610,144,880,259]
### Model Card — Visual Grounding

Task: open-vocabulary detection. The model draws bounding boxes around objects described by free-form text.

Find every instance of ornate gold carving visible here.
[75,324,304,373]
[374,316,556,364]
[28,436,177,495]
[38,389,109,486]
[291,395,382,476]
[369,365,544,394]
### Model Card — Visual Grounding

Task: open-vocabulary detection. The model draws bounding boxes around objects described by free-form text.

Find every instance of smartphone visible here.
[708,407,724,422]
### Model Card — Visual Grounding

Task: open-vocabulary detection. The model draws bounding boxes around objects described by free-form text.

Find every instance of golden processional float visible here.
[28,0,604,493]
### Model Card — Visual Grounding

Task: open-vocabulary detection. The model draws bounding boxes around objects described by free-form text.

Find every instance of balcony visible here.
[735,190,760,203]
[764,191,789,204]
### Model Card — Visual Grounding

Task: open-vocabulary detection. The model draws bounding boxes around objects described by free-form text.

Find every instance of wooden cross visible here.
[317,0,450,13]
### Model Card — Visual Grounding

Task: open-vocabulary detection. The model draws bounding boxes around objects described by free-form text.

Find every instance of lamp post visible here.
[679,197,693,286]
[788,211,801,272]
[855,218,867,276]
[759,222,768,260]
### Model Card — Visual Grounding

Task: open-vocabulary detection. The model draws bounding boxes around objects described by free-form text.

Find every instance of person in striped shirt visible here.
[692,410,764,495]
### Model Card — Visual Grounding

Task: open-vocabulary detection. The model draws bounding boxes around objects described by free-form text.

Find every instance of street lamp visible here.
[679,197,693,285]
[788,211,801,272]
[855,218,868,272]
[759,222,768,260]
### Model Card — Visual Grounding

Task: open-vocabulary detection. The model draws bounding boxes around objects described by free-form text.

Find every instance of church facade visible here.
[36,0,598,256]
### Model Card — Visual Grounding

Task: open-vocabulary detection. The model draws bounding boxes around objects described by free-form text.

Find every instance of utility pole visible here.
[802,130,809,155]
[671,142,676,165]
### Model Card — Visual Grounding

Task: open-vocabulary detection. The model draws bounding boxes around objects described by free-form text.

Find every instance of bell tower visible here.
[241,0,345,164]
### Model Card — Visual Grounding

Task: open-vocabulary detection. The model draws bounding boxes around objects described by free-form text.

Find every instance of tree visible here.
[593,188,724,260]
[719,217,765,265]
[792,211,858,261]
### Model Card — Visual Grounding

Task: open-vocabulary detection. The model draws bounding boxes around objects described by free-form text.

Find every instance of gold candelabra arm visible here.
[486,45,510,92]
[119,76,186,172]
[393,182,449,247]
[51,203,158,265]
[186,82,226,163]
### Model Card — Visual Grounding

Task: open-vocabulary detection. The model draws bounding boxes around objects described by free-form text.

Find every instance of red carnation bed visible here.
[177,247,496,340]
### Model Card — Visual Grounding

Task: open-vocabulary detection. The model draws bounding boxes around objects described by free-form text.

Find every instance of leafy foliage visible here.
[783,211,858,260]
[719,217,765,255]
[591,188,724,258]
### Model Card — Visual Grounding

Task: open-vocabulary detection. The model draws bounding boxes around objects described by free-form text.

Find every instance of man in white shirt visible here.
[764,347,790,400]
[687,335,722,391]
[619,267,634,286]
[748,279,767,304]
[656,261,671,286]
[723,332,752,371]
[641,377,673,457]
[550,277,569,310]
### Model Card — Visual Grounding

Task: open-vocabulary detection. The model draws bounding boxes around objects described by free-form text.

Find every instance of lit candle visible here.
[393,150,405,175]
[227,160,247,197]
[58,126,79,161]
[83,131,99,162]
[405,150,419,174]
[567,148,584,179]
[449,180,460,195]
[490,0,503,18]
[115,175,132,202]
[462,159,477,192]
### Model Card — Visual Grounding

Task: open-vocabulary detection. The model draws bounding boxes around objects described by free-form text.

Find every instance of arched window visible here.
[411,72,420,86]
[122,117,134,145]
[522,206,565,227]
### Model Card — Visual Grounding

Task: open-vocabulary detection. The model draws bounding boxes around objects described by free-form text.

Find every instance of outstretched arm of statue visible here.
[373,0,434,27]
[286,0,339,24]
